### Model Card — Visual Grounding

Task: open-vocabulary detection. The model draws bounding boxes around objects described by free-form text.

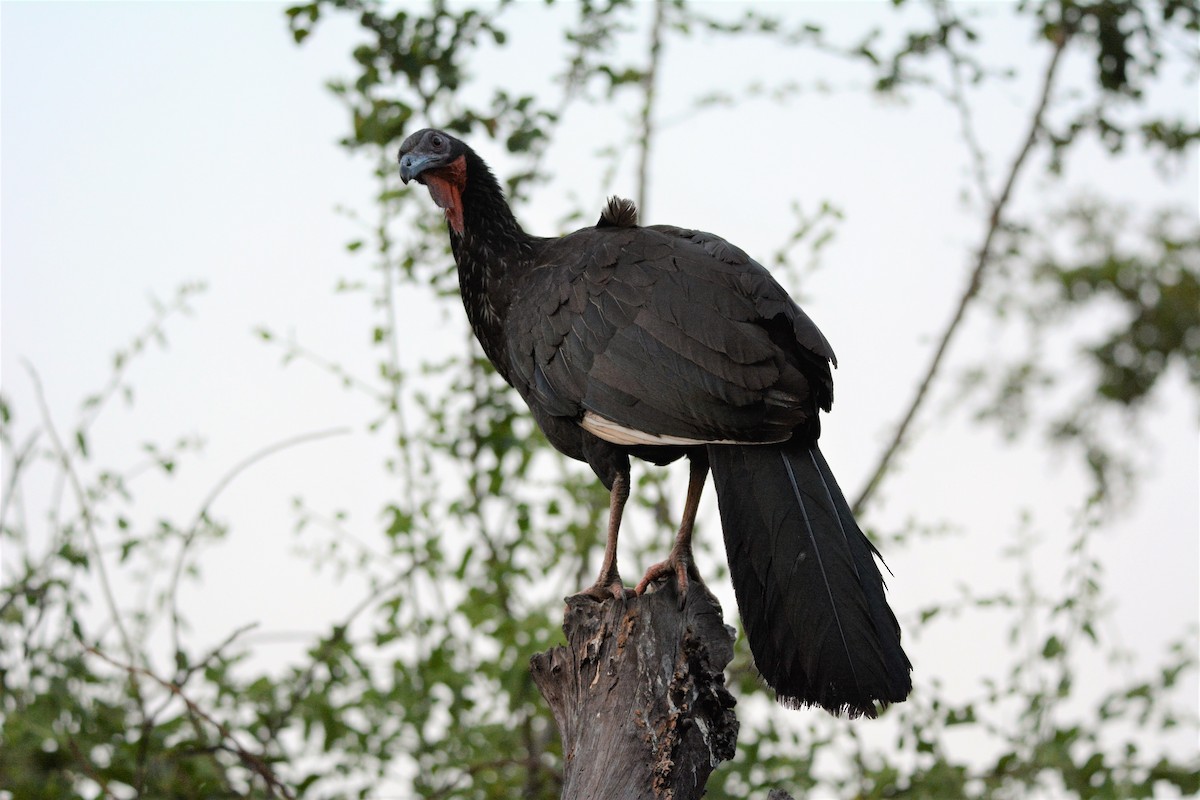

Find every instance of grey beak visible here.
[399,152,436,184]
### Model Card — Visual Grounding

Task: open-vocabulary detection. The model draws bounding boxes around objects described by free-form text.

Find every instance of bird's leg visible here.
[576,469,631,602]
[635,453,708,602]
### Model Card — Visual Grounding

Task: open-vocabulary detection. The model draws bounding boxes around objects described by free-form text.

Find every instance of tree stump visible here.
[530,580,739,800]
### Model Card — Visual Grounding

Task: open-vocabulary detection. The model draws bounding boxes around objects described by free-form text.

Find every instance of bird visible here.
[397,127,911,717]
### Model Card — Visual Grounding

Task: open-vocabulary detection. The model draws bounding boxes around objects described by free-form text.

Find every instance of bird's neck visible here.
[449,152,536,381]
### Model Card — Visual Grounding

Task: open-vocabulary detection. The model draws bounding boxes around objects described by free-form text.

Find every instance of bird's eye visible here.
[431,134,444,148]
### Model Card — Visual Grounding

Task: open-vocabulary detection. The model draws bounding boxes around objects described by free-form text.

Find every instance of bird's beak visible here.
[399,152,437,184]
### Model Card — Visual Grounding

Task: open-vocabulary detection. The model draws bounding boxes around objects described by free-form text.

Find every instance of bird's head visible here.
[398,128,469,234]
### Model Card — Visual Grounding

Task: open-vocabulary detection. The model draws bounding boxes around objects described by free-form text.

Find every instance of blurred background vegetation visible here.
[2,1,1197,798]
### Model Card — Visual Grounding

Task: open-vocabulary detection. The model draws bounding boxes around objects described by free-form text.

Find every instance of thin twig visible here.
[78,283,204,437]
[852,30,1071,515]
[294,499,391,564]
[170,623,259,704]
[24,361,138,665]
[375,148,437,673]
[167,427,351,658]
[933,0,993,204]
[0,430,40,537]
[260,572,408,747]
[85,646,296,800]
[66,733,119,799]
[636,0,668,217]
[261,329,391,405]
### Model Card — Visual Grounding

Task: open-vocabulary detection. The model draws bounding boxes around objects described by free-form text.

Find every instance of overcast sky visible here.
[2,0,1197,781]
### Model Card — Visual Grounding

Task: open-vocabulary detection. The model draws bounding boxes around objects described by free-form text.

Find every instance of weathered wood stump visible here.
[530,580,739,800]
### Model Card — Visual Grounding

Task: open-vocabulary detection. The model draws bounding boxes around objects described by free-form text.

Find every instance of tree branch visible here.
[85,646,296,800]
[852,30,1071,515]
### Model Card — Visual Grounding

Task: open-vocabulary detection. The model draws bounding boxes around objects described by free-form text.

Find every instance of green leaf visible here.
[1042,634,1063,659]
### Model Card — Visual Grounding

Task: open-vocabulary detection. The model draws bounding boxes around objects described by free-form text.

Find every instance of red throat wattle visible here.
[423,155,467,234]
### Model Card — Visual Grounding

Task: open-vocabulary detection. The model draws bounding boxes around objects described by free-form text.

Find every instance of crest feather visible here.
[597,196,639,228]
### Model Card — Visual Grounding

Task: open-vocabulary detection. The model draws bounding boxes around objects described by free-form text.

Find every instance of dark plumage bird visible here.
[398,128,911,717]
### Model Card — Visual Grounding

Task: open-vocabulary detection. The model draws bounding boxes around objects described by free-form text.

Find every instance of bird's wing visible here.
[506,225,835,445]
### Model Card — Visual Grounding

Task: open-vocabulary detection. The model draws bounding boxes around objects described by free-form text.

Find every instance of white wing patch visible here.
[581,411,771,447]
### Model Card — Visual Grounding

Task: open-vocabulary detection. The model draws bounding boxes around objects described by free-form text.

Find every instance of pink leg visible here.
[576,470,631,601]
[635,456,707,600]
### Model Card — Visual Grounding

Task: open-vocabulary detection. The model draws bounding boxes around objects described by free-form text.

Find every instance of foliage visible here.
[2,2,1197,799]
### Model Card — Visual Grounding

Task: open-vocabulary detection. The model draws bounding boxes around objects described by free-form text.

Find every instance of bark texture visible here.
[530,580,739,800]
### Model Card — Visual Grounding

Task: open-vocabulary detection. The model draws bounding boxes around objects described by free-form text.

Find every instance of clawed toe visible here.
[635,556,697,608]
[573,575,631,603]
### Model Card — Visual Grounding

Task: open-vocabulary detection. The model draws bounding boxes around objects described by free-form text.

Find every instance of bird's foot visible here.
[572,572,631,603]
[635,552,698,608]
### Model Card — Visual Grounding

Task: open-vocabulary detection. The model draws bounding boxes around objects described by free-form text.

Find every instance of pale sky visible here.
[2,0,1197,787]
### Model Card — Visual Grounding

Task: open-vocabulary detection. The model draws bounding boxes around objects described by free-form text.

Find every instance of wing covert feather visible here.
[505,225,834,444]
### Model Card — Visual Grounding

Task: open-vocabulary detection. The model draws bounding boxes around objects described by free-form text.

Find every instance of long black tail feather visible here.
[708,439,911,717]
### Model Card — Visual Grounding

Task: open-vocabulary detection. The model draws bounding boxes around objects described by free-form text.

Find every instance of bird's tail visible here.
[707,439,911,717]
